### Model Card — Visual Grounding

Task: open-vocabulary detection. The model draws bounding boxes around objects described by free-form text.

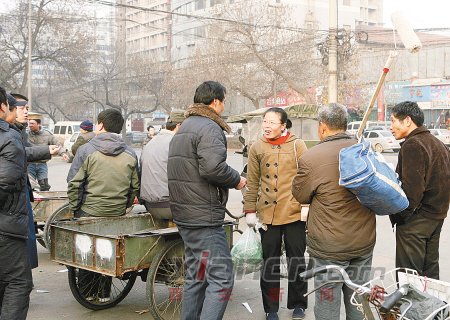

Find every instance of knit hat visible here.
[80,120,93,132]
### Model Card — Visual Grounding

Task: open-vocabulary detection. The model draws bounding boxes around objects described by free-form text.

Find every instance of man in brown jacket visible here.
[292,103,376,320]
[390,101,450,279]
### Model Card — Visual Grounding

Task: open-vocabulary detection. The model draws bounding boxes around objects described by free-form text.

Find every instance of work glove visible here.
[245,212,258,228]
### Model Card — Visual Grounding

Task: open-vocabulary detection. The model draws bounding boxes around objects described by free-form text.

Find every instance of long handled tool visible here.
[356,11,422,140]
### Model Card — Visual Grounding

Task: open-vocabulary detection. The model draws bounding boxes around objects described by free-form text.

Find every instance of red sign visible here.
[265,89,307,108]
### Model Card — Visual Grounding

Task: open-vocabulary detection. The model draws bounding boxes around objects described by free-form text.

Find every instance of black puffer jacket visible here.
[0,119,28,239]
[168,104,241,228]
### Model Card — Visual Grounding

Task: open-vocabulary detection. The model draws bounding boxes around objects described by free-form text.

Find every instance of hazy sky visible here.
[383,0,450,29]
[0,0,448,29]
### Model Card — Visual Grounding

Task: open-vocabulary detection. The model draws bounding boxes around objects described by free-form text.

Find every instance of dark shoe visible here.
[38,180,49,191]
[266,312,279,320]
[292,307,305,319]
[43,178,51,191]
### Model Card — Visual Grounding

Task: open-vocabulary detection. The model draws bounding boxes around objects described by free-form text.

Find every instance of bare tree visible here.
[0,0,94,121]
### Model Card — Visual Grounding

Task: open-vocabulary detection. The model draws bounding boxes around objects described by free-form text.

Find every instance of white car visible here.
[429,129,450,147]
[63,132,80,162]
[362,130,401,153]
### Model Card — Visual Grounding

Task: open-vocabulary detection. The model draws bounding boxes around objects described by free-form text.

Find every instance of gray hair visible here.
[317,103,348,131]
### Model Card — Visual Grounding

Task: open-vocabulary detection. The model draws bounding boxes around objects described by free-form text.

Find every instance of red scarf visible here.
[266,132,290,145]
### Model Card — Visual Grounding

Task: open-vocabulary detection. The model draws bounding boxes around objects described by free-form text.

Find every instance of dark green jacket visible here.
[67,132,140,217]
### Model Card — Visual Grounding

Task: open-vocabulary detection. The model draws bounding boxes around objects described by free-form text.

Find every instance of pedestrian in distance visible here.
[71,119,95,156]
[243,107,308,320]
[292,103,376,320]
[389,101,450,279]
[168,81,246,320]
[0,87,33,320]
[27,118,67,191]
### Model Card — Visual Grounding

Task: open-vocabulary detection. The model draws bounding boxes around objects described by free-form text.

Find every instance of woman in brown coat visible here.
[243,107,308,320]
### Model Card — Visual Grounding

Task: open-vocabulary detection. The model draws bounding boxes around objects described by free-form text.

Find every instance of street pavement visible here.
[26,151,450,320]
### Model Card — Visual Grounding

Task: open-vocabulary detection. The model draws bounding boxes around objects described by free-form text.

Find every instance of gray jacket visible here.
[168,104,240,228]
[140,129,174,207]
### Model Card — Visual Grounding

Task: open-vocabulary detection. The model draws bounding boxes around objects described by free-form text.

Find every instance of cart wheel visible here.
[43,203,72,249]
[147,239,185,320]
[67,266,137,310]
[374,143,384,153]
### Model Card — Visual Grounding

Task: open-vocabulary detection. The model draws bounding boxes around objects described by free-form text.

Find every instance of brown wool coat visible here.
[244,133,307,225]
[292,133,376,261]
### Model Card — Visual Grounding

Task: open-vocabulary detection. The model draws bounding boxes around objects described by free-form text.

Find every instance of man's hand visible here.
[49,145,60,155]
[61,153,70,161]
[245,212,258,227]
[235,176,247,190]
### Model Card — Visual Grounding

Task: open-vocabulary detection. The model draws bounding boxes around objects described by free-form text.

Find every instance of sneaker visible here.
[292,307,305,319]
[98,297,110,303]
[266,312,279,320]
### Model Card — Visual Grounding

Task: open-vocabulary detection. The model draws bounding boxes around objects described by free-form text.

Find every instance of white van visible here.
[347,121,391,137]
[53,121,80,144]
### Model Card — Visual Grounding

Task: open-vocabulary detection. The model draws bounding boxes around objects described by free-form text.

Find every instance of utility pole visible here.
[27,0,32,109]
[328,0,338,103]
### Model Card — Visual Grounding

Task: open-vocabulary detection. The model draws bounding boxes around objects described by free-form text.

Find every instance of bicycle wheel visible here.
[43,203,72,249]
[147,239,185,320]
[67,266,137,310]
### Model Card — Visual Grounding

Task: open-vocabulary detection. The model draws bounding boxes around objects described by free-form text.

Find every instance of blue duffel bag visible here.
[339,141,409,216]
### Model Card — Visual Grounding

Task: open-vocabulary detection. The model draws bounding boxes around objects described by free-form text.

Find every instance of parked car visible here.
[63,132,80,163]
[126,131,147,145]
[362,130,401,153]
[347,121,391,137]
[53,121,80,144]
[429,129,450,147]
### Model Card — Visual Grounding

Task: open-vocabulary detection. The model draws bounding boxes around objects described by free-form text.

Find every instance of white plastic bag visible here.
[231,227,263,275]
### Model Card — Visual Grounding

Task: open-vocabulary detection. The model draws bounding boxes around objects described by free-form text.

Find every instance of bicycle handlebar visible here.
[299,265,369,293]
[379,284,409,313]
[299,265,329,280]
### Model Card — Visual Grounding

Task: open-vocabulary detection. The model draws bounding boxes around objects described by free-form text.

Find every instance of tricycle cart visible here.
[32,191,71,248]
[50,213,235,320]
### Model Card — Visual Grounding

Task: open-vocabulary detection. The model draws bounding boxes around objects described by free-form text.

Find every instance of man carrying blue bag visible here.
[389,101,450,280]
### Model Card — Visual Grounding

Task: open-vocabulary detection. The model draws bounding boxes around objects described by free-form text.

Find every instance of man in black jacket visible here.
[390,101,450,279]
[0,88,33,319]
[168,81,246,319]
[7,93,60,270]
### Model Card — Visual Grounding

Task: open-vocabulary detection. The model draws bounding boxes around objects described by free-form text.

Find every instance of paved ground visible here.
[26,151,450,320]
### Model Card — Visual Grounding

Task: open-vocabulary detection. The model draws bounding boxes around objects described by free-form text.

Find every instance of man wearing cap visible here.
[140,112,184,219]
[0,87,33,319]
[8,93,60,270]
[71,120,95,156]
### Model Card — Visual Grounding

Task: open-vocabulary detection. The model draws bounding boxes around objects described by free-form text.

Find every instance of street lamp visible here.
[328,0,338,103]
[28,0,32,110]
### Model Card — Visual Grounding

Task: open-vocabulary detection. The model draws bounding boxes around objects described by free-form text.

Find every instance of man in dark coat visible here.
[8,93,60,269]
[390,101,450,279]
[0,88,33,319]
[168,81,246,319]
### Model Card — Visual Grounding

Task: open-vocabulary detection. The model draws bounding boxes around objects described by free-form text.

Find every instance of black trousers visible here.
[396,213,444,279]
[259,220,308,313]
[0,234,33,320]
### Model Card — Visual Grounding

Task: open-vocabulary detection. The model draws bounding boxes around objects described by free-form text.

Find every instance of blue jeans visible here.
[28,163,48,181]
[178,226,234,320]
[308,253,373,320]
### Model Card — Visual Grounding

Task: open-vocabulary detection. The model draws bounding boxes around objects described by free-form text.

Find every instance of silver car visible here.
[429,129,450,147]
[362,130,401,153]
